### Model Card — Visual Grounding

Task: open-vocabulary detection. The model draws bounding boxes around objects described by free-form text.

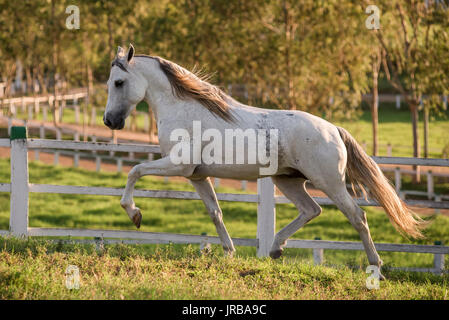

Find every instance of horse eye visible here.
[114,80,124,87]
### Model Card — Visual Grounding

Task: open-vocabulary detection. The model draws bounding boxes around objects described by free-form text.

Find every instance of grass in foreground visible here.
[0,237,448,300]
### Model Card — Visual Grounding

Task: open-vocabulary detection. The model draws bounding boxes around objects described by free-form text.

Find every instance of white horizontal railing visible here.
[0,133,448,274]
[372,156,449,167]
[1,91,88,105]
[27,139,160,153]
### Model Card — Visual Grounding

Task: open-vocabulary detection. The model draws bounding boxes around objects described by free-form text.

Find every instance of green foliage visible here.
[0,1,370,119]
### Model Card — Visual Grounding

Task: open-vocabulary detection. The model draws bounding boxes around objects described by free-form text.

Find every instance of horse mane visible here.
[135,55,236,123]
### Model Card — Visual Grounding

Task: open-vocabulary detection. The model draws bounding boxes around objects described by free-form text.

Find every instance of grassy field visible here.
[0,157,448,299]
[1,237,448,299]
[333,103,449,158]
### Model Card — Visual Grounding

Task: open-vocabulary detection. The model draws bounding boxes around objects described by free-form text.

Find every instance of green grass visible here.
[334,104,449,158]
[0,237,448,299]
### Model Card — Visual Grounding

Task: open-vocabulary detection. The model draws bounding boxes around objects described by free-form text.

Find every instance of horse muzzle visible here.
[103,113,125,130]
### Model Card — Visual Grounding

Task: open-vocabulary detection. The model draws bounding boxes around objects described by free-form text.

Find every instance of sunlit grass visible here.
[0,237,448,299]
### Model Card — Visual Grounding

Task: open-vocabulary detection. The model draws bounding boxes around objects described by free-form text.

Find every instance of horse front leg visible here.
[120,156,196,228]
[190,178,235,256]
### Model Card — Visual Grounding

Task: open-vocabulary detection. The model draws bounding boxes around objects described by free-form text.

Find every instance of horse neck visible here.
[138,58,187,123]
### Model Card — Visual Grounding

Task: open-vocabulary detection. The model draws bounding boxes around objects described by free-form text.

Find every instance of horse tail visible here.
[337,126,427,239]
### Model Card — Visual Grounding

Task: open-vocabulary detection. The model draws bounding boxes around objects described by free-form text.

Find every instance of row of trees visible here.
[1,0,448,168]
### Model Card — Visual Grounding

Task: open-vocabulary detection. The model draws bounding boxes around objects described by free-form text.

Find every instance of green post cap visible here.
[314,237,321,240]
[10,126,27,140]
[201,232,207,236]
[434,240,442,246]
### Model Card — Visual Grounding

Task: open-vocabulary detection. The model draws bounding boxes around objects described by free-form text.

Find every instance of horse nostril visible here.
[104,116,111,127]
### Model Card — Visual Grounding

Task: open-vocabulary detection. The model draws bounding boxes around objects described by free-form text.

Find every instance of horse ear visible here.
[117,46,125,58]
[127,44,135,62]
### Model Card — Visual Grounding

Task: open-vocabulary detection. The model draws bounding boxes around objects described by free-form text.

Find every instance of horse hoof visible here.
[224,249,235,258]
[132,209,142,229]
[269,249,283,259]
[379,273,386,281]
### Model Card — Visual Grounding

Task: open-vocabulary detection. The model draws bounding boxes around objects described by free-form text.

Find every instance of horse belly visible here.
[191,164,263,180]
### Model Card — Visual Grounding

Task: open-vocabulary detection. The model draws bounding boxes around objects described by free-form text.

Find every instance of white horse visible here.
[104,45,425,278]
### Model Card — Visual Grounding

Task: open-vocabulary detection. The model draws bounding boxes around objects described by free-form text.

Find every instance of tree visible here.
[244,0,372,118]
[373,0,449,180]
[371,47,382,156]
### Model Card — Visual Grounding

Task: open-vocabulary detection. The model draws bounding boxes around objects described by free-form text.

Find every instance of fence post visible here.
[257,177,276,257]
[313,237,324,265]
[43,104,48,122]
[59,98,65,123]
[91,135,97,155]
[394,167,401,194]
[74,103,80,124]
[396,95,401,109]
[433,241,445,276]
[54,128,61,165]
[7,117,12,136]
[241,180,247,191]
[39,124,45,138]
[110,131,117,157]
[9,126,29,237]
[21,97,26,113]
[435,195,442,215]
[34,99,39,115]
[74,131,80,168]
[90,107,96,126]
[427,170,434,200]
[387,143,392,157]
[27,104,33,120]
[214,178,220,188]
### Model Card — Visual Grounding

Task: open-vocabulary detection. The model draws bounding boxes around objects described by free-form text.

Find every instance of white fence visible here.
[1,90,153,133]
[0,129,448,274]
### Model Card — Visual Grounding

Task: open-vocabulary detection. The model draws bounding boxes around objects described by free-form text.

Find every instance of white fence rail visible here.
[0,128,448,274]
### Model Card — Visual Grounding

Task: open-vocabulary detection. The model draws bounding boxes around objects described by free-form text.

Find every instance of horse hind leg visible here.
[269,176,322,259]
[322,183,385,279]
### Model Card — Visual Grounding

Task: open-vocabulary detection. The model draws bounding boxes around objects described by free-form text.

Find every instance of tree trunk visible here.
[25,67,32,95]
[410,102,420,182]
[423,105,429,158]
[106,8,115,60]
[283,0,295,110]
[51,0,59,127]
[371,51,381,156]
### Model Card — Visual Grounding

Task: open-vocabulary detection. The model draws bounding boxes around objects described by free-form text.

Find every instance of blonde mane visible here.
[140,55,235,122]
